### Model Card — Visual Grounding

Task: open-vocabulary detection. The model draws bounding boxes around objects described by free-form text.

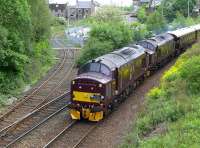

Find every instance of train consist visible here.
[68,24,200,121]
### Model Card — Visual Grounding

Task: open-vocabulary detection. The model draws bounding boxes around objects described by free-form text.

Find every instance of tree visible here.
[131,22,151,41]
[146,11,167,34]
[161,0,197,21]
[93,6,123,23]
[0,0,31,72]
[76,6,134,66]
[27,0,52,42]
[0,0,53,94]
[137,7,147,23]
[76,22,133,66]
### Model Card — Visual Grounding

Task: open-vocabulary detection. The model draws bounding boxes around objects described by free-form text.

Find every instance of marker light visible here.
[72,81,75,85]
[99,84,102,88]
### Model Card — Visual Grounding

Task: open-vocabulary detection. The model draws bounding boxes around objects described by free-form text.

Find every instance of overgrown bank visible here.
[0,0,54,107]
[122,41,200,147]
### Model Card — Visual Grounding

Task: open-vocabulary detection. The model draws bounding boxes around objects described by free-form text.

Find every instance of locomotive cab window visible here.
[78,63,111,76]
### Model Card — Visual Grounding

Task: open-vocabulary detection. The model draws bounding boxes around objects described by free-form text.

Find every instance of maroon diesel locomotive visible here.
[68,25,200,121]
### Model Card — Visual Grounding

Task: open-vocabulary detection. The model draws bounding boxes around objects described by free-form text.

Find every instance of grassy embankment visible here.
[122,41,200,147]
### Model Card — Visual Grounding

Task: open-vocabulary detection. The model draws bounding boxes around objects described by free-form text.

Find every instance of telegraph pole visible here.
[76,0,79,22]
[188,0,190,17]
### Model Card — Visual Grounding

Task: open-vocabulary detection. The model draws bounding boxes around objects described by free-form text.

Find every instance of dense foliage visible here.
[161,0,197,21]
[122,41,200,148]
[76,7,133,66]
[146,11,167,34]
[0,0,53,99]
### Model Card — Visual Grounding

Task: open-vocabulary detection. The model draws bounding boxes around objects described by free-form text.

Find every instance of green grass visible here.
[121,41,200,148]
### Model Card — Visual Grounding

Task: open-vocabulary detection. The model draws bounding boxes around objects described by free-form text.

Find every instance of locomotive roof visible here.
[138,33,174,52]
[94,45,145,70]
[112,46,145,61]
[168,27,196,38]
[96,53,126,70]
[76,72,112,84]
[151,33,174,45]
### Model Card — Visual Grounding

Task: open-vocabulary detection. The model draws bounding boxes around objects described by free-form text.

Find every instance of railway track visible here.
[0,49,79,142]
[43,121,98,148]
[0,92,70,147]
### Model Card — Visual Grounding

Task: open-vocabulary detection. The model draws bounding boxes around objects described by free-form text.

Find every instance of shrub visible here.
[179,56,200,95]
[76,22,132,66]
[146,11,167,34]
[76,38,113,66]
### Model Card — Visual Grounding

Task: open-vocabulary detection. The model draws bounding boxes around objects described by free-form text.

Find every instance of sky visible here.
[49,0,133,6]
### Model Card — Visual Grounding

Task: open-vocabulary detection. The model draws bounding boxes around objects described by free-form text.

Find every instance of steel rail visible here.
[0,47,78,134]
[43,122,98,148]
[72,125,97,148]
[5,107,70,147]
[43,121,77,148]
[0,91,70,147]
[31,62,75,110]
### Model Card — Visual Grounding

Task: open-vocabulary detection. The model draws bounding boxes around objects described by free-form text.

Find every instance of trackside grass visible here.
[121,41,200,148]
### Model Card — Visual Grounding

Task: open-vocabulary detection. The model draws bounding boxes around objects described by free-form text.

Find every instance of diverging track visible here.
[0,47,80,147]
[0,92,70,147]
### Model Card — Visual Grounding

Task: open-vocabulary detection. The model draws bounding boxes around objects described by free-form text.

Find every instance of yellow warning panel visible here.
[70,109,80,120]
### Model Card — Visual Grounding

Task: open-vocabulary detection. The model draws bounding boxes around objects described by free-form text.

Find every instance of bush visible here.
[76,22,133,66]
[131,22,151,41]
[179,56,200,95]
[76,38,113,66]
[137,7,147,23]
[146,11,167,34]
[0,0,54,101]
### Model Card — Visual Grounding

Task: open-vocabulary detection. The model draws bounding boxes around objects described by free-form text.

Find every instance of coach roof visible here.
[168,27,196,38]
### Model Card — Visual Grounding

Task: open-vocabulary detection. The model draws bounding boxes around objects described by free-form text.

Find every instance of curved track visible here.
[0,46,79,147]
[0,92,70,147]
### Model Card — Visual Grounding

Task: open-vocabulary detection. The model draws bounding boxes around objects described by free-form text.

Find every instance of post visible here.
[188,0,190,17]
[161,0,164,17]
[76,0,79,22]
[67,4,70,29]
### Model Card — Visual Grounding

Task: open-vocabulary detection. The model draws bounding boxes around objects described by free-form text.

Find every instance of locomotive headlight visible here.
[99,84,102,88]
[72,81,75,85]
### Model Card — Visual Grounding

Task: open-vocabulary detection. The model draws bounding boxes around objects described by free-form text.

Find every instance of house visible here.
[49,0,100,20]
[67,0,100,20]
[49,3,67,17]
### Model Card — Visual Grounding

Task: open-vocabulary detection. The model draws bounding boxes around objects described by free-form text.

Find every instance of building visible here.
[67,0,100,20]
[49,0,100,20]
[49,3,67,17]
[132,0,162,7]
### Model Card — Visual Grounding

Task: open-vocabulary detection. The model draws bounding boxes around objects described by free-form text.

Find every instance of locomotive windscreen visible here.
[78,63,111,76]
